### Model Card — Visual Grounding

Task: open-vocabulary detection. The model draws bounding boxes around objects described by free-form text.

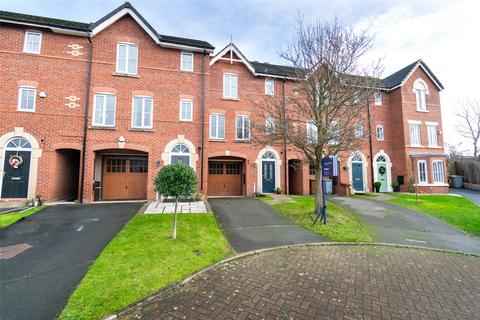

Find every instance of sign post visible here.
[313,156,338,225]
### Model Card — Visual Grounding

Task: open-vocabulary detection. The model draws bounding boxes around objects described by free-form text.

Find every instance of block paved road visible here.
[209,198,327,252]
[0,202,143,320]
[117,245,480,320]
[332,196,480,254]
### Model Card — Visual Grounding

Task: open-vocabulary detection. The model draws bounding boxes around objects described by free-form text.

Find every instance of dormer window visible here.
[413,80,428,111]
[23,31,42,54]
[265,79,274,95]
[181,51,193,71]
[116,43,138,75]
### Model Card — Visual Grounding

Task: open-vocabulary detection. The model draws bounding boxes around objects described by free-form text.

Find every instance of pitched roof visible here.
[0,2,214,50]
[381,59,444,90]
[250,61,301,78]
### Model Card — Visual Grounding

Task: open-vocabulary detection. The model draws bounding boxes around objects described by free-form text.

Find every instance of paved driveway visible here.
[209,198,326,252]
[333,196,480,254]
[450,187,480,206]
[0,202,143,320]
[118,245,480,320]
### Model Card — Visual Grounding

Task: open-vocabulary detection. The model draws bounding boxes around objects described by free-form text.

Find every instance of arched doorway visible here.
[1,137,32,198]
[170,143,191,165]
[373,151,392,192]
[261,151,276,193]
[349,153,367,192]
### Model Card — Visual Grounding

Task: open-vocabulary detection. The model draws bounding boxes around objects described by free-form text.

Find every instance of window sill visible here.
[113,72,139,78]
[222,97,240,101]
[427,145,442,149]
[235,139,251,143]
[89,126,117,131]
[180,69,194,73]
[129,127,155,132]
[179,119,193,122]
[209,139,226,142]
[416,109,429,113]
[408,145,424,148]
[414,183,448,187]
[376,139,384,141]
[22,51,40,55]
[17,109,35,113]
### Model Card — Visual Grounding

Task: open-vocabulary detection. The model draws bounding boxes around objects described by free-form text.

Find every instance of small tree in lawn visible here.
[155,164,197,239]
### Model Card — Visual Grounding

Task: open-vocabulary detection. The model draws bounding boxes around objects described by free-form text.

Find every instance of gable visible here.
[210,43,256,75]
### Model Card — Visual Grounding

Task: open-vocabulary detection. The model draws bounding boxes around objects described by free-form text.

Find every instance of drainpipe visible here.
[200,48,206,191]
[79,36,93,204]
[282,76,287,194]
[366,97,375,192]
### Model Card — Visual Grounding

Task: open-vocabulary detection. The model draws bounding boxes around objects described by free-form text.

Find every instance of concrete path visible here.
[117,245,480,320]
[0,202,143,320]
[333,196,480,254]
[209,198,327,252]
[450,187,480,206]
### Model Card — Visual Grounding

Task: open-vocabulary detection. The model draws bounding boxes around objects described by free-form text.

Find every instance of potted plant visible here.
[391,181,400,192]
[374,181,382,192]
[274,187,282,194]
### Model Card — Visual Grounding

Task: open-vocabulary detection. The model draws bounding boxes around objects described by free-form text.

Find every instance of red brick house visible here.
[0,3,448,204]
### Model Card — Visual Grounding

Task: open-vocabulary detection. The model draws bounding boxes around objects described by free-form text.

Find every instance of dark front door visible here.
[352,162,364,191]
[2,151,31,198]
[262,161,275,193]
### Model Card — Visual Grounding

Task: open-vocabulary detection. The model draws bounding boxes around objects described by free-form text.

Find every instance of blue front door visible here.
[352,162,364,191]
[262,161,275,193]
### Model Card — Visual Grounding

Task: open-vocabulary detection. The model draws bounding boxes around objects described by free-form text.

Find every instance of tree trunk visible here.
[172,196,178,240]
[314,160,324,217]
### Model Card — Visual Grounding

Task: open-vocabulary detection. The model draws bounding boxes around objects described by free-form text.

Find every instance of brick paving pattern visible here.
[118,245,480,320]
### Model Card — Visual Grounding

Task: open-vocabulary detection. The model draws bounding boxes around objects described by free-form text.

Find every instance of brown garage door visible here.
[208,162,242,196]
[102,157,148,200]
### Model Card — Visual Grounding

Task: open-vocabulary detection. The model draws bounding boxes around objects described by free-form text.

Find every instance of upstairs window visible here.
[236,115,250,140]
[427,124,438,147]
[93,94,116,127]
[18,86,36,112]
[374,92,382,106]
[376,125,384,140]
[265,116,275,134]
[265,79,274,95]
[23,31,42,54]
[116,43,138,75]
[223,73,238,99]
[210,113,225,139]
[409,122,421,146]
[413,80,427,111]
[355,124,363,138]
[307,120,318,144]
[179,99,193,121]
[132,96,153,129]
[180,51,193,71]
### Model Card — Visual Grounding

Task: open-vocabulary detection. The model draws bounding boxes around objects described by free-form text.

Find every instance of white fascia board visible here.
[210,43,256,75]
[160,42,214,53]
[91,8,160,44]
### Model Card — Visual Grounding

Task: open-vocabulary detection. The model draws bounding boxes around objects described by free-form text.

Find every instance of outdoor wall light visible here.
[118,136,126,149]
[39,91,47,98]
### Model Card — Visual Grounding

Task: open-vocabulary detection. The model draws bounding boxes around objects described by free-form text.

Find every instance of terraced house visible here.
[0,2,448,204]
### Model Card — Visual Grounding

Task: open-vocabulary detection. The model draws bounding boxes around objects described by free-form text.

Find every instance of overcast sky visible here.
[2,0,478,154]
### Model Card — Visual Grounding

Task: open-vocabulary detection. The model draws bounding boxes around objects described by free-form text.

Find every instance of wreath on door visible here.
[9,155,24,169]
[378,166,386,175]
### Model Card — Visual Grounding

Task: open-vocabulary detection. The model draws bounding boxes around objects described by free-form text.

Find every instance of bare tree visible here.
[252,18,382,217]
[456,99,480,158]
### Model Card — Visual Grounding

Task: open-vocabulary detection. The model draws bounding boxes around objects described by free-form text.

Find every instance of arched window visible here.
[171,143,190,165]
[413,80,427,111]
[262,151,276,160]
[351,154,363,162]
[376,155,387,162]
[6,137,31,150]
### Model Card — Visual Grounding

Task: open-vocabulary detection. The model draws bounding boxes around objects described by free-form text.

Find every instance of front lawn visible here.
[0,206,44,228]
[269,196,374,242]
[385,194,480,237]
[59,213,232,320]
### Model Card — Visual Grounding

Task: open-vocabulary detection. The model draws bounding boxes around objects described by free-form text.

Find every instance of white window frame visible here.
[17,86,37,112]
[23,30,42,54]
[355,124,363,138]
[376,125,384,141]
[210,113,225,139]
[265,116,275,133]
[265,79,274,95]
[116,42,138,75]
[179,99,193,122]
[223,73,238,99]
[93,93,116,127]
[427,123,438,147]
[236,115,250,141]
[131,96,153,129]
[409,121,421,146]
[180,51,194,72]
[432,160,444,183]
[307,120,318,144]
[374,91,382,106]
[417,160,428,184]
[413,80,429,112]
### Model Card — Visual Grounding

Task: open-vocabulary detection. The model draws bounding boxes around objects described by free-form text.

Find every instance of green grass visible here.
[0,206,44,228]
[257,194,274,200]
[59,213,232,320]
[269,196,374,242]
[385,194,480,237]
